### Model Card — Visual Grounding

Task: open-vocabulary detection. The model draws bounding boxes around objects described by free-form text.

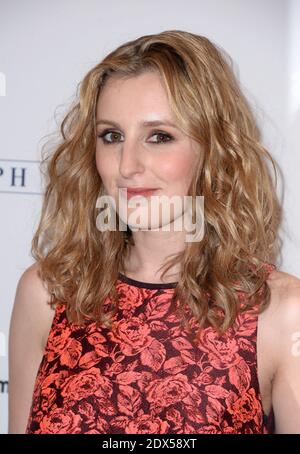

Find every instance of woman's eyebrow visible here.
[96,119,178,128]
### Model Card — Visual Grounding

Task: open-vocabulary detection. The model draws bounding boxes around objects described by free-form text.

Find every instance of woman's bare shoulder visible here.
[264,269,300,315]
[11,262,56,351]
[262,268,300,361]
[267,268,300,289]
[265,269,300,433]
[8,263,57,433]
[17,262,53,307]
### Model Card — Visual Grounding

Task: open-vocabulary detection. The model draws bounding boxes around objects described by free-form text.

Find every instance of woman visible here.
[8,30,300,434]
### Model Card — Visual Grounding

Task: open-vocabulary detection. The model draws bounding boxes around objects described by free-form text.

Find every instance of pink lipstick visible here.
[120,187,159,199]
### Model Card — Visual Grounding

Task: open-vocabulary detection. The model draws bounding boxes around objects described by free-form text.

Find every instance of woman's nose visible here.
[119,143,145,178]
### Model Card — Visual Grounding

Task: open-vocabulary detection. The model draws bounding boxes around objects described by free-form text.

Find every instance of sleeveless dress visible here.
[25,263,276,434]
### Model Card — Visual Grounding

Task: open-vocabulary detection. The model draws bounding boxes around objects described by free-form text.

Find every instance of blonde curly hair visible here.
[31,30,283,341]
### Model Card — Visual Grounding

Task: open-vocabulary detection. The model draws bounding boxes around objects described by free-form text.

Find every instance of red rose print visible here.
[26,263,276,434]
[165,408,184,429]
[199,425,219,434]
[78,401,96,424]
[193,371,214,386]
[116,282,144,312]
[46,328,72,362]
[79,348,108,369]
[60,338,82,368]
[226,388,262,425]
[95,415,110,433]
[228,358,251,393]
[61,367,113,401]
[96,399,116,416]
[199,328,241,370]
[146,374,194,408]
[234,313,257,337]
[145,292,172,320]
[171,337,194,350]
[206,396,224,425]
[41,373,60,390]
[163,356,189,374]
[125,414,170,434]
[205,385,230,399]
[116,371,142,385]
[87,332,106,345]
[40,387,57,412]
[149,320,169,332]
[54,370,70,388]
[137,371,157,392]
[108,317,153,355]
[140,338,166,372]
[117,385,142,417]
[104,360,125,377]
[40,407,82,434]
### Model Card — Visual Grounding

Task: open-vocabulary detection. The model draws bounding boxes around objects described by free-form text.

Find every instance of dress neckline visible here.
[117,271,178,289]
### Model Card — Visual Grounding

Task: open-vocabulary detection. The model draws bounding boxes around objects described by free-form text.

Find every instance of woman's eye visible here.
[97,131,122,144]
[149,132,173,144]
[97,130,174,145]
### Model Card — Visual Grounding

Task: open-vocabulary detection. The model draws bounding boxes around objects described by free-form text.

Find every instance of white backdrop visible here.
[0,0,299,434]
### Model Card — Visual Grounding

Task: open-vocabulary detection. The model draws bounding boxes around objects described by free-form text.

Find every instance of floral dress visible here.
[25,263,277,434]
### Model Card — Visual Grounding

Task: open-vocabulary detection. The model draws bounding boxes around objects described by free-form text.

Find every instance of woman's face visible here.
[95,71,200,231]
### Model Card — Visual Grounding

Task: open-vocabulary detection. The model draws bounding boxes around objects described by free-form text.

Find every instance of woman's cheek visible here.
[157,150,196,183]
[95,152,116,182]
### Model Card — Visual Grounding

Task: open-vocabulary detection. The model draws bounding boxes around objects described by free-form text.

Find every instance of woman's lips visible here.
[120,188,159,199]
